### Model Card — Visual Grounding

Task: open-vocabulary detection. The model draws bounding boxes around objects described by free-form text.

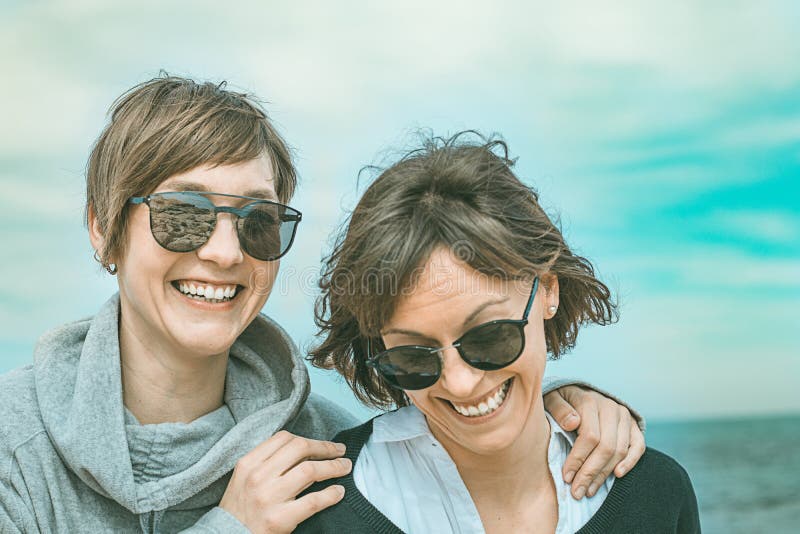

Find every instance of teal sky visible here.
[0,0,798,420]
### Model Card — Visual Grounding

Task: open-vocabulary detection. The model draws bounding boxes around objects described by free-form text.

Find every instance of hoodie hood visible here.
[33,293,310,514]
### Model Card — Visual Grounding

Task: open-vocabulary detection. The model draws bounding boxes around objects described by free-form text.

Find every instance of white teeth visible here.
[175,281,238,302]
[452,380,512,418]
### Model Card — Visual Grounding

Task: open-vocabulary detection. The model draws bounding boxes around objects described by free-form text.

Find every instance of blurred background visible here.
[1,1,798,532]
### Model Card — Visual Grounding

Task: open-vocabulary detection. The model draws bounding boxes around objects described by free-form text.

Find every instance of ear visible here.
[87,204,106,257]
[542,273,560,319]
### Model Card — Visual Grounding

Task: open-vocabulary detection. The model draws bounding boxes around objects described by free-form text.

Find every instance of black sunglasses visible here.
[366,277,540,390]
[129,191,301,261]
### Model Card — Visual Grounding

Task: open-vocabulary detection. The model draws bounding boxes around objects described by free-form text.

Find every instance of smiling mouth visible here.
[448,378,513,418]
[171,280,244,304]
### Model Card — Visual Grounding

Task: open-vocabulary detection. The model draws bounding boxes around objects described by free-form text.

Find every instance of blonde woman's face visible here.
[381,246,557,457]
[113,155,280,359]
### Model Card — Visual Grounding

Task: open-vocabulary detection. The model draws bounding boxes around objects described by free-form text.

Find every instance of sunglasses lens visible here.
[374,348,440,390]
[149,193,215,252]
[238,203,299,261]
[459,322,525,370]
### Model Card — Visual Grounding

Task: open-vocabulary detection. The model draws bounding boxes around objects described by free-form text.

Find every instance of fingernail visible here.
[574,486,586,499]
[339,457,352,469]
[335,484,345,496]
[336,443,346,453]
[564,413,577,424]
[588,483,598,497]
[564,470,575,483]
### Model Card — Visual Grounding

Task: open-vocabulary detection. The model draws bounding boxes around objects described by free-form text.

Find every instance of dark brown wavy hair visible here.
[310,131,617,409]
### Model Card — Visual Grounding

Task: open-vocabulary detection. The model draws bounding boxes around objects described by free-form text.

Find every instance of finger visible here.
[264,434,348,477]
[543,388,580,432]
[569,402,621,499]
[281,484,346,529]
[237,429,296,464]
[230,430,299,482]
[235,430,344,467]
[587,409,631,497]
[278,457,353,497]
[561,402,600,485]
[614,421,646,478]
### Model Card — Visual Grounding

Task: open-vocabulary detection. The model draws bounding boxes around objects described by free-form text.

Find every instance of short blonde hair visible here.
[86,74,296,266]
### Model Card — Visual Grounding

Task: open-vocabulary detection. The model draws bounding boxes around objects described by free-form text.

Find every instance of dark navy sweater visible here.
[297,418,701,533]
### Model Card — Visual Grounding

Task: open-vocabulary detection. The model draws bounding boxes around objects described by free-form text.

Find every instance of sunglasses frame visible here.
[366,276,540,390]
[129,191,302,261]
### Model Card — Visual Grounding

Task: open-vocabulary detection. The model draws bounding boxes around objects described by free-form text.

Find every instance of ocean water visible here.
[645,414,800,534]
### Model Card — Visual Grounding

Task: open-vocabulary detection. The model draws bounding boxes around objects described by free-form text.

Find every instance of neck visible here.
[118,309,228,425]
[437,399,554,509]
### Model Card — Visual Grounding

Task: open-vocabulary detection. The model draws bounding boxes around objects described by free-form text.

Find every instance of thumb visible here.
[544,389,581,431]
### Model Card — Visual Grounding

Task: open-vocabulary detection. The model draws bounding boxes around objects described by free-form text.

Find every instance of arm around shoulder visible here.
[541,376,645,431]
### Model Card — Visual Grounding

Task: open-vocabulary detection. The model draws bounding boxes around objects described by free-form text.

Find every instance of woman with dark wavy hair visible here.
[299,132,700,533]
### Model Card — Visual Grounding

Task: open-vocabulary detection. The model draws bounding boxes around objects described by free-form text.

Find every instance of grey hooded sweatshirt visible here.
[0,294,358,533]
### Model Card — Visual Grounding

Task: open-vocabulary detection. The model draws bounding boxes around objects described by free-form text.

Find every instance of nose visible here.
[437,345,484,398]
[196,213,245,268]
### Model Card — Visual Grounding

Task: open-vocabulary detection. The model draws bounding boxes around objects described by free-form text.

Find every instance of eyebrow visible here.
[163,180,278,201]
[381,296,510,340]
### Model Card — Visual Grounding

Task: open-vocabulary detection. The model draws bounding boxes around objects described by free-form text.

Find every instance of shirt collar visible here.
[372,405,432,443]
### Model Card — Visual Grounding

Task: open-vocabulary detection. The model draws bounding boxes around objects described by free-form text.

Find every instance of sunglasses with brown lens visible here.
[129,191,301,261]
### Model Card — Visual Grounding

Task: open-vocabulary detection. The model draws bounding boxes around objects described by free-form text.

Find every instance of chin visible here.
[168,325,240,357]
[182,338,235,358]
[463,430,520,455]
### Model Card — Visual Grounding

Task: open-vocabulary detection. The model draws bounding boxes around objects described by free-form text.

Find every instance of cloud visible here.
[706,210,800,247]
[0,168,85,222]
[2,1,800,153]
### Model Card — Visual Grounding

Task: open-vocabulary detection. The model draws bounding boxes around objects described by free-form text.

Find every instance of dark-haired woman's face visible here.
[380,246,558,459]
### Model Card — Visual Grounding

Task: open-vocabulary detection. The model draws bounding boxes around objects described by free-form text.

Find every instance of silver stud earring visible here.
[548,305,557,314]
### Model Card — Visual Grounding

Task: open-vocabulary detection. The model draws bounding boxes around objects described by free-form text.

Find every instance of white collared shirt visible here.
[353,406,613,534]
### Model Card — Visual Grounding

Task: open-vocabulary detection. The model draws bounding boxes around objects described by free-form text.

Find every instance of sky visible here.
[0,0,798,421]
